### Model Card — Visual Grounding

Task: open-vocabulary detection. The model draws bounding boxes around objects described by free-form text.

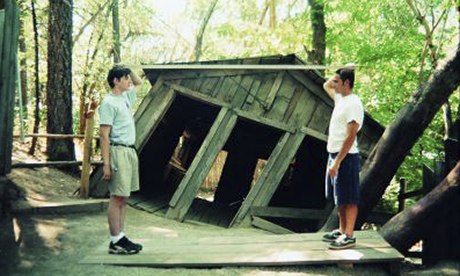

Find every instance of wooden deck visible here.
[80,230,404,274]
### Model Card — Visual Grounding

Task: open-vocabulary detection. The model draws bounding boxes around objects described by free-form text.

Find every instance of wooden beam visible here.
[251,206,329,219]
[80,113,95,198]
[234,109,295,133]
[12,133,86,139]
[300,126,327,142]
[168,82,295,134]
[12,160,103,168]
[251,216,294,234]
[0,1,19,176]
[166,108,237,221]
[136,87,176,151]
[169,83,230,108]
[142,64,344,71]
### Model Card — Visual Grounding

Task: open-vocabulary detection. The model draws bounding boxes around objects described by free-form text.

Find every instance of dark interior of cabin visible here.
[134,94,330,230]
[268,136,329,232]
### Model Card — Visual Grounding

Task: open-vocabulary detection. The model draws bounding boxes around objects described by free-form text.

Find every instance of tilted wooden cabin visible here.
[90,54,383,231]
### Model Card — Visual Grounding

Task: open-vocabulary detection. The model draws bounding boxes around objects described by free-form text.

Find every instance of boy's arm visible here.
[100,125,112,181]
[323,76,336,100]
[130,70,143,89]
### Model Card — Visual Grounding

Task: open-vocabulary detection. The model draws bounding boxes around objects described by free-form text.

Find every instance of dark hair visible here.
[335,68,355,89]
[107,65,131,88]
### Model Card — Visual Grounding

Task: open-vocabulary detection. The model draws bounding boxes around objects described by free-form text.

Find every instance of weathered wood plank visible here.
[211,76,226,97]
[252,216,294,234]
[142,64,342,71]
[126,230,390,246]
[282,88,303,123]
[234,109,295,133]
[247,73,277,116]
[285,88,317,128]
[307,101,332,134]
[266,74,296,121]
[159,69,279,81]
[287,71,332,107]
[170,83,230,108]
[251,206,329,219]
[0,1,19,176]
[216,75,241,103]
[81,230,404,267]
[264,71,284,110]
[200,77,220,95]
[166,108,237,221]
[134,76,164,121]
[136,87,177,150]
[231,75,255,109]
[180,77,205,92]
[244,77,261,106]
[82,246,402,267]
[300,126,328,142]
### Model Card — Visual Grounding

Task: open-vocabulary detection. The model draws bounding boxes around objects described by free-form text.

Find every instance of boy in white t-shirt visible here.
[322,66,364,250]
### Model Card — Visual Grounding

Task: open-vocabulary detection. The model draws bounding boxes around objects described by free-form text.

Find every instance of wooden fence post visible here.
[80,110,95,198]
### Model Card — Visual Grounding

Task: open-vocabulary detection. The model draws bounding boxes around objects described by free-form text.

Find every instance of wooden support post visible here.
[136,87,177,150]
[80,111,95,198]
[398,178,406,212]
[0,0,20,176]
[230,131,306,227]
[251,216,294,234]
[166,108,237,221]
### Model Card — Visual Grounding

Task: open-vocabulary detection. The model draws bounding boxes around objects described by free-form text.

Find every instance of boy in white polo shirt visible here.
[322,66,364,250]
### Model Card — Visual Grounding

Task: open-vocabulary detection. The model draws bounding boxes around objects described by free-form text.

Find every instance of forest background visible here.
[14,0,459,213]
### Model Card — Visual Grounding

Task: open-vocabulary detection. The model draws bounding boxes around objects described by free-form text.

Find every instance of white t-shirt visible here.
[327,93,364,154]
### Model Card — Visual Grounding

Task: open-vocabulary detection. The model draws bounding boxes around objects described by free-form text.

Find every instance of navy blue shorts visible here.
[325,153,361,206]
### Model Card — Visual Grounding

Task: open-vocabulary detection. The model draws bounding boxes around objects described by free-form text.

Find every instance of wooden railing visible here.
[12,115,98,199]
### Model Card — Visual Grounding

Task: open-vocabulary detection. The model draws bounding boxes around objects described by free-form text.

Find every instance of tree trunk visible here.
[269,0,276,29]
[306,0,326,74]
[191,0,218,61]
[46,0,75,162]
[379,162,460,255]
[18,0,28,114]
[28,0,40,156]
[322,46,460,231]
[258,1,269,25]
[112,0,121,63]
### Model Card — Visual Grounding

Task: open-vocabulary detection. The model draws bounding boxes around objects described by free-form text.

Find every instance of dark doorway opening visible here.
[184,118,283,227]
[265,136,329,232]
[132,95,220,211]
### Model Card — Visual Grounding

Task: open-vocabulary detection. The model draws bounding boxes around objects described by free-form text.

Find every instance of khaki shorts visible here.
[109,146,139,197]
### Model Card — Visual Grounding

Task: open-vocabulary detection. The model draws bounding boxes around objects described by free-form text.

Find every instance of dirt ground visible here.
[1,143,459,276]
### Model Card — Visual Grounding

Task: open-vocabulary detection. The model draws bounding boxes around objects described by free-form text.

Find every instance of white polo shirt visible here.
[327,93,364,154]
